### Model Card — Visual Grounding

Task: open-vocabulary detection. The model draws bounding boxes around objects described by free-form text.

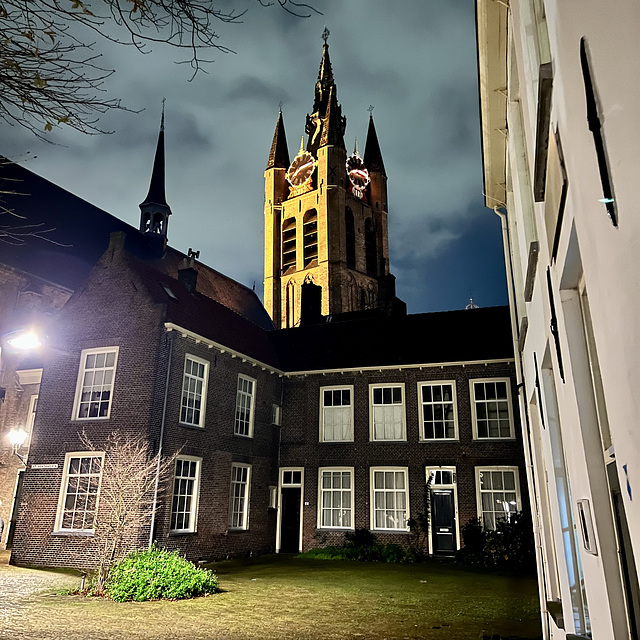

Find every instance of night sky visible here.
[3,0,507,314]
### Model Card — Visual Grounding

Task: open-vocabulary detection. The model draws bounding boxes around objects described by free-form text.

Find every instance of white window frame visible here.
[179,354,209,428]
[228,463,252,530]
[234,374,256,438]
[54,451,104,533]
[72,346,119,421]
[470,377,515,440]
[370,466,410,532]
[475,466,522,531]
[317,467,355,530]
[319,385,354,442]
[369,383,406,441]
[170,455,202,534]
[418,381,458,441]
[272,404,282,426]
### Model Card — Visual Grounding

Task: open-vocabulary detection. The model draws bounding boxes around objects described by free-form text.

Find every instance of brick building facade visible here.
[1,40,526,568]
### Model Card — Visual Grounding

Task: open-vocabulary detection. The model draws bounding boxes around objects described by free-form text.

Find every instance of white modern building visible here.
[477,1,640,638]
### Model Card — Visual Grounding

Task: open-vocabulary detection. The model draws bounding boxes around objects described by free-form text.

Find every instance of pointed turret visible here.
[140,103,171,238]
[364,114,386,177]
[266,109,290,170]
[319,85,346,150]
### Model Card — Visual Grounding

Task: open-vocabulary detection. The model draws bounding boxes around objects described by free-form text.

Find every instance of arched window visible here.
[365,218,377,276]
[345,207,356,269]
[286,280,296,328]
[303,209,318,267]
[282,218,296,273]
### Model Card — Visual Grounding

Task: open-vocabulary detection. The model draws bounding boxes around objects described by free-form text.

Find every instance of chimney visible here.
[178,266,198,293]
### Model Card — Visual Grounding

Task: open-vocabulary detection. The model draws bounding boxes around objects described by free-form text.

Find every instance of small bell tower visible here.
[140,101,171,240]
[264,31,400,329]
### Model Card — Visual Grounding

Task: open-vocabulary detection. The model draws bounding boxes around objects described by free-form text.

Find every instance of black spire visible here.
[140,102,171,237]
[306,30,346,155]
[364,113,386,177]
[266,108,290,170]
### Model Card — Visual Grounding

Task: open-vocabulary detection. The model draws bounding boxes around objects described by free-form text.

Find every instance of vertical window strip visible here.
[234,376,255,436]
[420,383,456,439]
[76,349,117,419]
[59,454,103,531]
[579,38,617,226]
[371,386,404,440]
[478,468,519,531]
[322,388,352,441]
[170,458,199,532]
[180,356,207,427]
[229,465,250,529]
[546,268,565,383]
[372,469,408,530]
[320,470,352,528]
[473,380,513,438]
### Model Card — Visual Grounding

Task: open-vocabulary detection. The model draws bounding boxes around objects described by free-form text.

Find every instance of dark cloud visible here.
[225,76,291,107]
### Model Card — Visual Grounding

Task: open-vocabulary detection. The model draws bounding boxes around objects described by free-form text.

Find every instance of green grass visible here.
[3,555,542,640]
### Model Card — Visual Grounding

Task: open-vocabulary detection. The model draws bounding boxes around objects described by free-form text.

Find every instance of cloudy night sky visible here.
[3,0,507,314]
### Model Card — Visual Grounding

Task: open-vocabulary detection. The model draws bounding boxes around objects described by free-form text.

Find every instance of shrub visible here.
[381,543,406,563]
[456,511,536,572]
[106,546,218,602]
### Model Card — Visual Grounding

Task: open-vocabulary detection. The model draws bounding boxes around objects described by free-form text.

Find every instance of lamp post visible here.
[9,428,28,464]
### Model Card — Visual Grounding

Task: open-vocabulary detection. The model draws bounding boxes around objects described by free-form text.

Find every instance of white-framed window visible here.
[318,468,354,529]
[476,466,521,530]
[320,386,354,442]
[470,378,515,439]
[418,381,458,440]
[370,467,409,531]
[234,375,256,437]
[426,466,457,487]
[170,456,201,533]
[55,452,104,533]
[72,347,119,420]
[179,355,209,428]
[229,463,251,529]
[27,394,38,431]
[272,404,282,426]
[370,384,406,441]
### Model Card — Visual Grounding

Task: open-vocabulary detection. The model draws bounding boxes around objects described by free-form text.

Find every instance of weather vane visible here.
[367,105,375,115]
[278,100,284,112]
[322,26,330,44]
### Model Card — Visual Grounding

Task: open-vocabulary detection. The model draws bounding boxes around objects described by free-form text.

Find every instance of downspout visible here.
[148,329,174,548]
[493,205,549,640]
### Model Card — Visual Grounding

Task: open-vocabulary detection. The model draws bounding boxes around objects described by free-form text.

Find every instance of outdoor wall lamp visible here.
[9,428,28,464]
[5,329,43,351]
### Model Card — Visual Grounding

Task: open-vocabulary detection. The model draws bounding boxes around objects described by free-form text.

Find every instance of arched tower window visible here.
[365,218,377,276]
[303,209,318,267]
[282,218,296,273]
[345,207,356,269]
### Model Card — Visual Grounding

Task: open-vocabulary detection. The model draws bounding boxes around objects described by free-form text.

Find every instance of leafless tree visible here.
[80,430,178,594]
[0,0,319,138]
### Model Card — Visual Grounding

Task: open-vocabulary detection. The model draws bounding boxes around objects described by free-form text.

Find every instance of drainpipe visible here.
[493,205,549,640]
[148,329,174,548]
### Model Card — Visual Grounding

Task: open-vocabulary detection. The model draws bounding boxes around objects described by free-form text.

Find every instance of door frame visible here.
[425,466,459,555]
[276,467,304,553]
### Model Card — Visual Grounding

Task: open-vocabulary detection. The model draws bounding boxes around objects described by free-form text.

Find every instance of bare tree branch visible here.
[0,0,320,137]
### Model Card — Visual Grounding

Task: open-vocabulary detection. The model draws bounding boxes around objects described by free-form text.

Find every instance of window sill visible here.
[371,529,411,534]
[168,530,197,537]
[316,527,355,532]
[52,530,94,537]
[178,422,205,431]
[369,438,407,443]
[419,438,459,443]
[233,433,254,439]
[320,439,354,444]
[473,436,517,441]
[72,417,111,422]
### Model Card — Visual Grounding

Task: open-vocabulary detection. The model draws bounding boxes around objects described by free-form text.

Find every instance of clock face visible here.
[286,151,316,187]
[346,153,370,198]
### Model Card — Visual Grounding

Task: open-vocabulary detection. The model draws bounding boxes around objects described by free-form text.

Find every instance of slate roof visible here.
[0,158,273,330]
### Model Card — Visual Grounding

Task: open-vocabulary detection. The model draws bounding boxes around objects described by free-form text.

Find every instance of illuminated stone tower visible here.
[264,34,400,329]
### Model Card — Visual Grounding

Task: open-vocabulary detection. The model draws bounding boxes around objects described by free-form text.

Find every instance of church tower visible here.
[140,103,172,240]
[264,32,399,329]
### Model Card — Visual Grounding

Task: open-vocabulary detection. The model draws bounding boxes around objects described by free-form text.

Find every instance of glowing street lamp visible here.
[9,428,28,464]
[5,329,43,351]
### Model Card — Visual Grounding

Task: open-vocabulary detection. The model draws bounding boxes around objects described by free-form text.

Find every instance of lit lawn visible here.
[2,555,541,640]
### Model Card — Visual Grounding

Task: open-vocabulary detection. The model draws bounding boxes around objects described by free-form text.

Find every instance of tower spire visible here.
[266,108,290,170]
[140,101,172,238]
[364,112,386,177]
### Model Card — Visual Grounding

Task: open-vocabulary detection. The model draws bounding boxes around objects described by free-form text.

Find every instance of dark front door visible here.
[6,470,25,549]
[431,489,456,555]
[280,487,301,553]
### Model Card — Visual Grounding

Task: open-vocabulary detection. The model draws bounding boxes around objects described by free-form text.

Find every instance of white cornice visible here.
[16,368,43,385]
[164,322,513,378]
